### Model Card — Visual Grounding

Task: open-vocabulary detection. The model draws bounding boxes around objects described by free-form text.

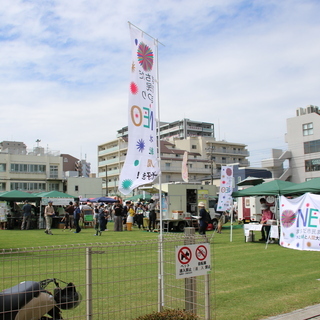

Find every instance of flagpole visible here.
[128,21,164,311]
[230,205,233,242]
[128,22,165,46]
[128,21,165,310]
[155,36,165,311]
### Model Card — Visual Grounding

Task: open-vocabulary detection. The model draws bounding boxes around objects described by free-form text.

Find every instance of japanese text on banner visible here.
[118,26,160,195]
[217,166,233,211]
[280,193,320,251]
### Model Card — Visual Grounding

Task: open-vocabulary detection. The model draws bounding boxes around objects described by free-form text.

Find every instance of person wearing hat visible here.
[198,201,208,235]
[44,201,55,235]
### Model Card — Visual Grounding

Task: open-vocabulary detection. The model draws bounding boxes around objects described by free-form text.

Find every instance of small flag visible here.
[182,151,188,182]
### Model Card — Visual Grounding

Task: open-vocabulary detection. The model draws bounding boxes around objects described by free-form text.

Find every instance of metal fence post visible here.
[184,227,196,314]
[158,239,164,312]
[204,273,210,320]
[86,247,93,320]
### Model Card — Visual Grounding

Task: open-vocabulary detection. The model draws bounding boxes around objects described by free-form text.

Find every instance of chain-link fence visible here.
[0,232,214,319]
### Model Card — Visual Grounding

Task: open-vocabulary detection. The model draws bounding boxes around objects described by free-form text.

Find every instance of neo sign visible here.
[175,243,211,279]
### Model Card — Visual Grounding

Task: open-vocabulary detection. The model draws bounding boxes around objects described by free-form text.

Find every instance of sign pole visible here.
[184,227,196,314]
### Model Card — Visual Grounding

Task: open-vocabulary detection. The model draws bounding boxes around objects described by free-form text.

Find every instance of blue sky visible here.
[0,0,319,173]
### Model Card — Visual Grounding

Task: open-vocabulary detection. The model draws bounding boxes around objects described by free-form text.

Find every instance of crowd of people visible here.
[46,199,160,236]
[1,197,236,236]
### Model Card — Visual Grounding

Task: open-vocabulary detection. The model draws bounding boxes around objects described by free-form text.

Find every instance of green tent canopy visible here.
[0,190,41,202]
[35,191,76,198]
[232,180,296,197]
[282,177,320,195]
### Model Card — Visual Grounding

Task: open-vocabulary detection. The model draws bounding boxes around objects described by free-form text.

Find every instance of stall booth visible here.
[36,191,76,229]
[0,190,41,229]
[232,180,297,243]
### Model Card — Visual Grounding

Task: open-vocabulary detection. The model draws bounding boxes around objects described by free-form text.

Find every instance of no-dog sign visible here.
[175,243,211,279]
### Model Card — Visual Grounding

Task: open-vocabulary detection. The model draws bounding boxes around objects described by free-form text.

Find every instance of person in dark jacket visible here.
[113,201,123,231]
[73,202,81,233]
[148,199,156,232]
[198,201,208,235]
[21,200,32,230]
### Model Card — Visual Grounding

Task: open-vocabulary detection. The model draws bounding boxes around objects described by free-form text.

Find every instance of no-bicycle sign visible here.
[175,243,211,279]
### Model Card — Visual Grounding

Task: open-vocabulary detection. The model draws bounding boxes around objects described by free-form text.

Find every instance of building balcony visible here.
[161,165,211,174]
[98,146,119,156]
[208,148,250,156]
[98,169,120,178]
[103,181,118,189]
[186,125,203,131]
[98,156,126,168]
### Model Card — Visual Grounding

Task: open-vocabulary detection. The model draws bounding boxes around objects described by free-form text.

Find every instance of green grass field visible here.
[1,223,320,320]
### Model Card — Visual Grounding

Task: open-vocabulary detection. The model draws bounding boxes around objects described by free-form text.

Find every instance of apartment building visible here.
[116,118,214,140]
[262,105,320,183]
[98,119,250,195]
[0,141,64,192]
[0,141,92,193]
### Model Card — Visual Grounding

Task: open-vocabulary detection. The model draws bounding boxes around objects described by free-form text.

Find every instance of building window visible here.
[304,140,320,154]
[205,165,209,169]
[75,185,79,191]
[192,145,197,149]
[189,164,193,168]
[305,158,320,172]
[10,164,45,173]
[303,123,313,136]
[0,164,6,172]
[49,183,59,191]
[49,166,58,178]
[0,182,5,191]
[165,163,171,168]
[10,182,46,191]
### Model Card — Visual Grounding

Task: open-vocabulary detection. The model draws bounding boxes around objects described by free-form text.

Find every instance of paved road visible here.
[262,304,320,320]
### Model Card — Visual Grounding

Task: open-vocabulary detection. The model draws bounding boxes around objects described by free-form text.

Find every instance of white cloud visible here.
[0,0,319,172]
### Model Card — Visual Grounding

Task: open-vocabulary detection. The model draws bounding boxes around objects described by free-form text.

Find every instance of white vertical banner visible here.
[118,26,160,195]
[181,151,189,182]
[217,166,233,212]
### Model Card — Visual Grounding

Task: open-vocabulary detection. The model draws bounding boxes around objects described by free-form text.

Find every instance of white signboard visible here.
[175,243,211,279]
[41,198,74,206]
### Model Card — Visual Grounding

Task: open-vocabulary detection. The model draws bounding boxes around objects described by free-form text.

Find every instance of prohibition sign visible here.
[196,245,207,261]
[178,246,192,264]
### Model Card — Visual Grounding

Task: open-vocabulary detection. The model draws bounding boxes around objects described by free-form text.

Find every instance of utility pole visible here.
[205,145,216,185]
[105,165,108,196]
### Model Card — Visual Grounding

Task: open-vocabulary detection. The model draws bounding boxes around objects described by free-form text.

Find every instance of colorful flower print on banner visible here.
[217,166,233,212]
[280,193,320,251]
[118,26,160,196]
